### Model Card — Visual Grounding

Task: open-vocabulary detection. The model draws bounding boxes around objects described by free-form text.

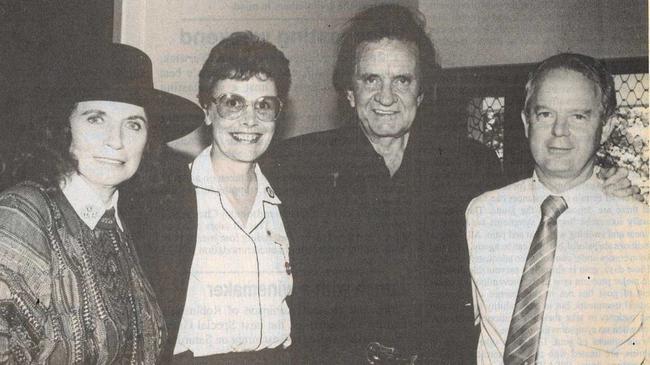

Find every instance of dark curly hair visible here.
[523,53,617,121]
[332,4,439,105]
[11,98,161,192]
[198,31,291,109]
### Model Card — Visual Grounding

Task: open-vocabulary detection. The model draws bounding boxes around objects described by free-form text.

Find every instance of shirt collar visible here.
[334,124,393,178]
[531,170,604,212]
[191,146,282,205]
[60,173,123,230]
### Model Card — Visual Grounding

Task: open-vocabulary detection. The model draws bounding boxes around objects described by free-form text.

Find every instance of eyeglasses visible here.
[210,93,283,122]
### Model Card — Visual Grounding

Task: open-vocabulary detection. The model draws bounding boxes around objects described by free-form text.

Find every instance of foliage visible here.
[597,106,650,203]
[483,109,504,160]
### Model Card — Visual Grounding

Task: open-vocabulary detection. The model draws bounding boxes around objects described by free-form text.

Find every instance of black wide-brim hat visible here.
[44,42,203,142]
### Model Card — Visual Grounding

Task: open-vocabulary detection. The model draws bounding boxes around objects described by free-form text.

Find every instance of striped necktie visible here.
[503,195,568,365]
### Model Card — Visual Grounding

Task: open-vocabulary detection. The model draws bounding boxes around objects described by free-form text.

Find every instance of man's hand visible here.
[597,166,643,201]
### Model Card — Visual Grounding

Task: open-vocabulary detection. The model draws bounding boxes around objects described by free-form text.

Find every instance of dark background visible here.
[0,0,113,186]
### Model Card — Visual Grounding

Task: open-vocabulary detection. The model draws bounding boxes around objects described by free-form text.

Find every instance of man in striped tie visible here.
[465,53,649,364]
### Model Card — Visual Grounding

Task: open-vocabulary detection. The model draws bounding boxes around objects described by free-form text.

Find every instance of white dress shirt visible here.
[60,173,122,230]
[174,147,292,356]
[466,173,649,365]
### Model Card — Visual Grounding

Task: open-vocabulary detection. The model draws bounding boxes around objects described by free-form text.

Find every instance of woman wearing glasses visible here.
[135,32,293,364]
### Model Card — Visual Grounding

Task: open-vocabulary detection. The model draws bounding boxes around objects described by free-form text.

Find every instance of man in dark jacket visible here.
[261,5,501,364]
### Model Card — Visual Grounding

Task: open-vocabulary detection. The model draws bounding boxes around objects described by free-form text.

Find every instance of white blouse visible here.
[174,147,292,356]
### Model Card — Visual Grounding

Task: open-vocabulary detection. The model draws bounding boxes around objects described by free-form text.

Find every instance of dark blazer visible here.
[120,147,198,364]
[261,116,503,364]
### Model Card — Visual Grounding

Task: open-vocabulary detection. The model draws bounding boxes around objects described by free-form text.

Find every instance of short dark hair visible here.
[198,31,291,108]
[332,4,438,99]
[523,53,616,120]
[12,100,161,191]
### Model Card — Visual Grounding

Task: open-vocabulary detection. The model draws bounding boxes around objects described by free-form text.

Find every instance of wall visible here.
[115,0,648,155]
[420,0,648,67]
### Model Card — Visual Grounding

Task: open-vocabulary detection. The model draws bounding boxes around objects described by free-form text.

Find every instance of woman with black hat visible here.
[0,43,202,364]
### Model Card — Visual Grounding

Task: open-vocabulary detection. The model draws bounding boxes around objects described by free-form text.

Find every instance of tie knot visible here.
[541,195,567,221]
[96,208,117,230]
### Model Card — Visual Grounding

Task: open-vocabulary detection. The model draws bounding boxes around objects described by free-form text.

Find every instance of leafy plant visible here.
[597,106,650,203]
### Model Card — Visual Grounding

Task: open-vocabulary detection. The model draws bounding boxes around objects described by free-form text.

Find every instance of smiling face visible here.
[69,100,148,193]
[346,38,423,142]
[523,68,613,190]
[205,76,277,164]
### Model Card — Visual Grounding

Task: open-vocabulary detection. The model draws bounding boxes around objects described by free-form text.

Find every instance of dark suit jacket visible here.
[120,147,198,364]
[261,116,503,364]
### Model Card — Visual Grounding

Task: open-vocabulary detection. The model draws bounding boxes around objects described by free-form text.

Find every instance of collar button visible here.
[266,186,275,198]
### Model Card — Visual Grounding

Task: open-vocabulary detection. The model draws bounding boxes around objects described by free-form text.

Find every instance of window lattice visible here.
[615,73,648,109]
[466,96,505,162]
